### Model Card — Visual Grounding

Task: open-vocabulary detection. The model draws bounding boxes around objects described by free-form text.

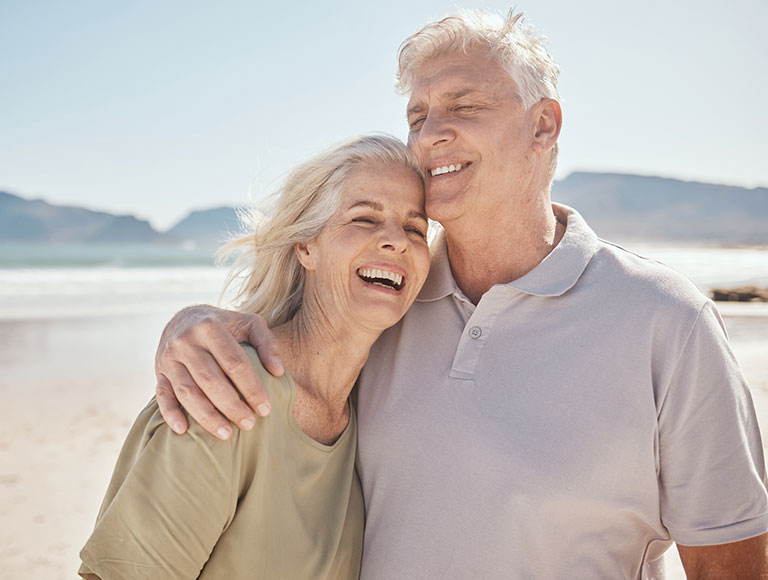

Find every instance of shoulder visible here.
[588,239,710,314]
[567,239,725,355]
[238,343,293,413]
[555,204,709,316]
[124,342,294,457]
[125,398,236,459]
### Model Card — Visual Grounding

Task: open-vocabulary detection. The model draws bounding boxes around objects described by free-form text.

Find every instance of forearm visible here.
[678,533,768,579]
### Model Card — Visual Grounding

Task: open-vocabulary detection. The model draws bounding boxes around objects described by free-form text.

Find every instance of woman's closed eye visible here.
[352,216,379,225]
[406,225,427,239]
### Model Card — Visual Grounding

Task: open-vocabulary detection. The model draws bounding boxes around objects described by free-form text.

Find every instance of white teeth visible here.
[430,163,463,177]
[357,268,404,288]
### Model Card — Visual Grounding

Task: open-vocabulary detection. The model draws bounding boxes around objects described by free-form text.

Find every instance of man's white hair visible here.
[396,9,560,108]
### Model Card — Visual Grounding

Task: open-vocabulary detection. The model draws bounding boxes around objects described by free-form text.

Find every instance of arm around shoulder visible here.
[154,304,283,438]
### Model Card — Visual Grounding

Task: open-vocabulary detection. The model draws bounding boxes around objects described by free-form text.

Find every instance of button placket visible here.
[449,290,508,380]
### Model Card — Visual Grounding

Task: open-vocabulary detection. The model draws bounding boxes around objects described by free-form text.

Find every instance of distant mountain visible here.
[551,172,768,244]
[3,173,768,246]
[0,191,164,243]
[166,206,244,247]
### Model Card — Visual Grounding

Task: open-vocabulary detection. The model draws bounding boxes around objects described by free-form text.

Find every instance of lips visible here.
[357,267,404,291]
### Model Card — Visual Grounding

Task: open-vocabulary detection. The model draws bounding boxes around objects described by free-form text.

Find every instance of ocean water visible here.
[0,242,218,268]
[625,242,768,291]
[0,242,767,321]
[0,243,227,320]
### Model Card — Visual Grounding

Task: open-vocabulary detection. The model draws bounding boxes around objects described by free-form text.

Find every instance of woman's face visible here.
[298,162,430,334]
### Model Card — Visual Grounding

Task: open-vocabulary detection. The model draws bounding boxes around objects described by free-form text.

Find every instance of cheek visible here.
[312,265,354,308]
[314,234,362,282]
[407,138,426,162]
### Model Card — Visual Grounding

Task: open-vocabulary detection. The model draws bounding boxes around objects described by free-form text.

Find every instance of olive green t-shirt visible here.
[79,345,363,580]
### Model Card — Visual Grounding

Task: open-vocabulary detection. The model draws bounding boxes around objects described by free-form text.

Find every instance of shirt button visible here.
[469,326,482,339]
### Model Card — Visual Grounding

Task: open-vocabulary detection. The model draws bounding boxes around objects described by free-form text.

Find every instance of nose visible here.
[409,110,455,151]
[378,222,408,253]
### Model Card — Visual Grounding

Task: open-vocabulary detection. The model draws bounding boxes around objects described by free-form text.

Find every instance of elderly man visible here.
[154,10,768,578]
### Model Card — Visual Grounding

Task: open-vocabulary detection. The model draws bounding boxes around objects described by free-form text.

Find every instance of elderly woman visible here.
[79,134,430,579]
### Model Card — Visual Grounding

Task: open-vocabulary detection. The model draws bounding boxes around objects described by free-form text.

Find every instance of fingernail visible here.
[216,426,232,440]
[256,402,271,417]
[272,356,283,371]
[172,422,185,434]
[240,418,255,430]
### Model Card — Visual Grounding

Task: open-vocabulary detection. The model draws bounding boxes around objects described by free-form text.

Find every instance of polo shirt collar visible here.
[416,226,456,302]
[416,204,600,302]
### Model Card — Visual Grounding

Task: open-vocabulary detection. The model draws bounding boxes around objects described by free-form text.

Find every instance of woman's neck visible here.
[272,306,379,444]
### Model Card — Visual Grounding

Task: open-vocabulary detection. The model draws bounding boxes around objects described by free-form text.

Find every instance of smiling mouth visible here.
[357,268,404,291]
[430,162,469,177]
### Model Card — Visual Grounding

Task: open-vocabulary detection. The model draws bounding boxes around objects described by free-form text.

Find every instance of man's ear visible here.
[532,98,562,153]
[294,241,317,270]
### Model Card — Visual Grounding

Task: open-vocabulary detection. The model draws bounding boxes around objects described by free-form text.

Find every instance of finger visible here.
[178,340,261,428]
[245,317,285,378]
[155,373,188,435]
[166,361,236,440]
[201,320,273,418]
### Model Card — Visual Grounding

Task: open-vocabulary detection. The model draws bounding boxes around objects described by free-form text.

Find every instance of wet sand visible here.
[0,310,766,579]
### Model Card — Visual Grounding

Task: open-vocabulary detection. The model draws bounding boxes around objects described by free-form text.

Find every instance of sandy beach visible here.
[1,306,766,579]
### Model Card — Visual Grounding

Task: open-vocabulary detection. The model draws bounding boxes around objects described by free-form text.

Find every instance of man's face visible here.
[406,47,539,225]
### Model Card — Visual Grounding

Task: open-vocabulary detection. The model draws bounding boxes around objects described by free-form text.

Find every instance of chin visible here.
[357,304,409,331]
[425,194,465,223]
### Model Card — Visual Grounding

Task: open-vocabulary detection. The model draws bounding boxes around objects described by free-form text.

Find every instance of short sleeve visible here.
[79,401,238,579]
[658,301,768,545]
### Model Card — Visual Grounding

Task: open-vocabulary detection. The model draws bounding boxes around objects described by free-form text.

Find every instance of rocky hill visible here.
[0,191,163,243]
[3,173,767,246]
[551,172,768,244]
[166,206,243,247]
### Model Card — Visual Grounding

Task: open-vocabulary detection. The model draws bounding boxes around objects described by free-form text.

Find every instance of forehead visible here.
[339,163,424,205]
[406,48,516,106]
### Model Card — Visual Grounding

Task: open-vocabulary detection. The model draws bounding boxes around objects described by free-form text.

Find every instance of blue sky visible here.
[1,0,766,229]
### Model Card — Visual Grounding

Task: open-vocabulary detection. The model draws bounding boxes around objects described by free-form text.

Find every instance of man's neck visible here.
[442,199,566,304]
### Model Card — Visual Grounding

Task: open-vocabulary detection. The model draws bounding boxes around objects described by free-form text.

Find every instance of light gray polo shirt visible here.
[356,204,768,580]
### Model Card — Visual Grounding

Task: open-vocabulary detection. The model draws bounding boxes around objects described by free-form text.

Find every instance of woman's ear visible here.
[532,98,562,153]
[294,241,317,270]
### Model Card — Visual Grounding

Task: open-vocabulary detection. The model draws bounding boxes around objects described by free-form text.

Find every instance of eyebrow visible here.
[406,104,425,117]
[444,88,480,101]
[349,200,383,211]
[348,200,427,222]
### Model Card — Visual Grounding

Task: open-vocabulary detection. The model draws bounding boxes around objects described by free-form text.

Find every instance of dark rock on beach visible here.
[710,286,768,302]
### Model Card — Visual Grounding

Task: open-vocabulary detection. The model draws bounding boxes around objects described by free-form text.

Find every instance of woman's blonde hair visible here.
[218,134,423,326]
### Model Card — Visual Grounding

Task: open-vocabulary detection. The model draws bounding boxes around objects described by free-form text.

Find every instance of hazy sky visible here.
[2,0,766,229]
